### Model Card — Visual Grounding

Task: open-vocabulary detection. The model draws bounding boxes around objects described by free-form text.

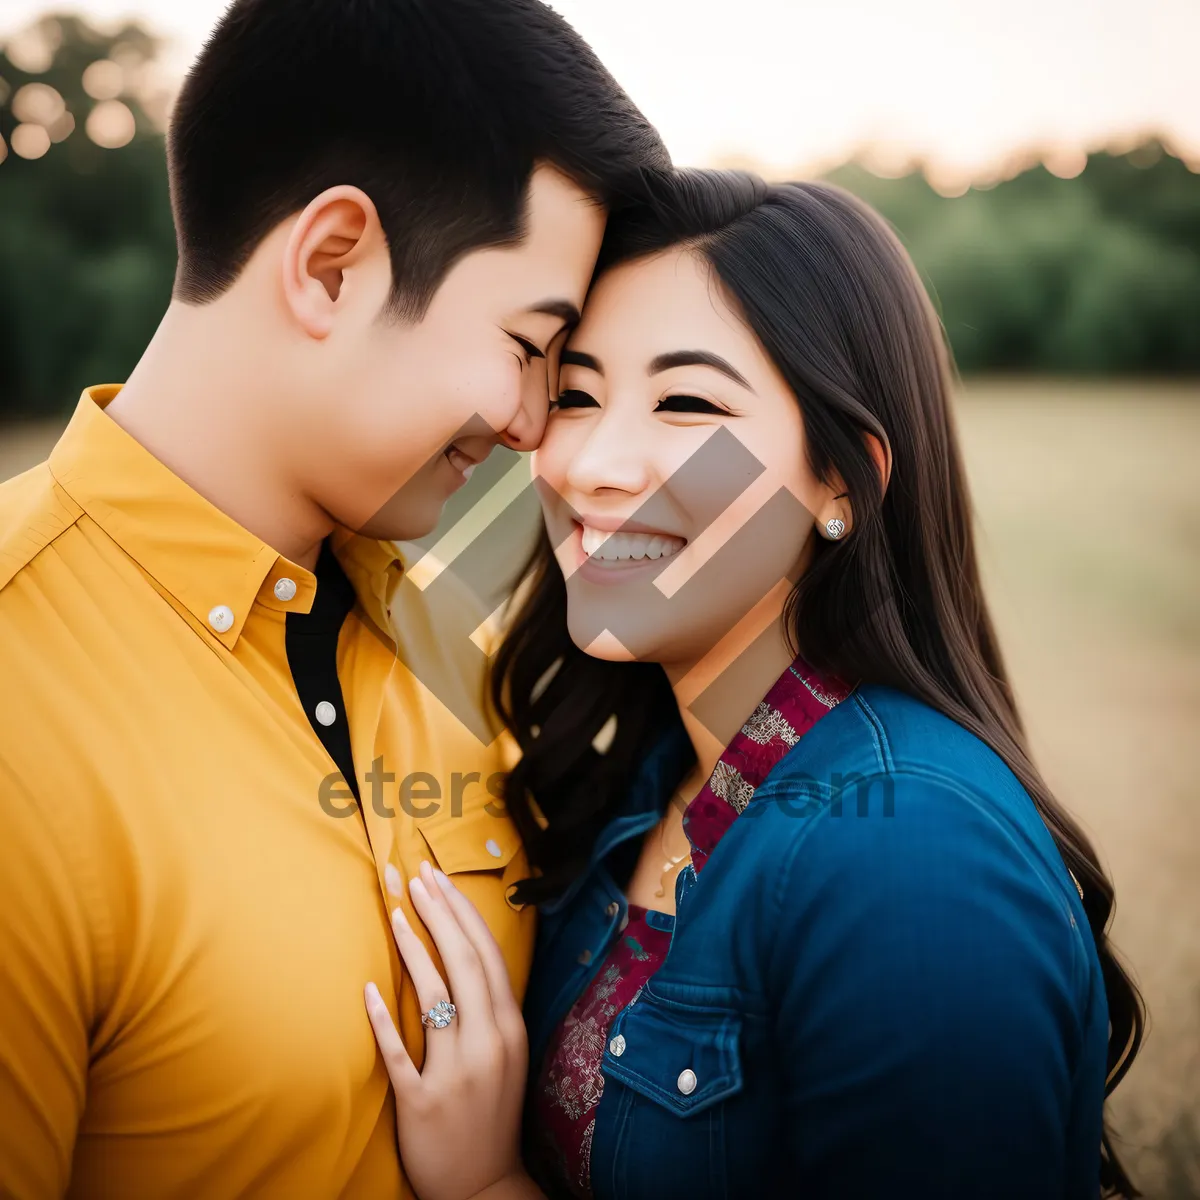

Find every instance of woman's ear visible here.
[280,185,385,340]
[816,431,892,541]
[863,431,892,494]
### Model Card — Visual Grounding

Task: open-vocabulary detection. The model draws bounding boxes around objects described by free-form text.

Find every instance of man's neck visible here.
[104,300,332,571]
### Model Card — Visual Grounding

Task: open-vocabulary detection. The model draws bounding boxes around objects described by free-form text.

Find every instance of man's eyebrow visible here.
[527,299,582,328]
[649,350,754,391]
[560,349,602,372]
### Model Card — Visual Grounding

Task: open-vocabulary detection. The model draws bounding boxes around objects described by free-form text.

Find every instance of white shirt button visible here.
[207,604,234,633]
[677,1068,698,1095]
[273,577,297,602]
[485,838,503,858]
[384,864,404,897]
[314,701,337,727]
[605,900,620,918]
[609,1035,626,1057]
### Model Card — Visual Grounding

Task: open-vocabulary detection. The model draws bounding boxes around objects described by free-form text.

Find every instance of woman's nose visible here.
[564,411,652,496]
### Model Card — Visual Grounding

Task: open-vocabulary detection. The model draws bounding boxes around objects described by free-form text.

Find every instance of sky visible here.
[2,0,1198,185]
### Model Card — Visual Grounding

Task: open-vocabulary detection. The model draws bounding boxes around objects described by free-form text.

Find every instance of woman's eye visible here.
[654,394,728,415]
[553,389,599,410]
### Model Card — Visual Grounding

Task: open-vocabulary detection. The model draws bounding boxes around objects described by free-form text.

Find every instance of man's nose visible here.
[500,365,551,452]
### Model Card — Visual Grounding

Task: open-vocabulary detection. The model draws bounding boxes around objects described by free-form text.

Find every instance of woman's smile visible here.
[564,517,688,585]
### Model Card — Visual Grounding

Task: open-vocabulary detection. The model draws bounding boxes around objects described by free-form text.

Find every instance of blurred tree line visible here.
[2,13,1199,421]
[827,154,1200,376]
[1,15,176,421]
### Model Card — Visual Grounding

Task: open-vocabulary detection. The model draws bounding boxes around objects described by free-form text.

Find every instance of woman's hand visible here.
[364,861,539,1200]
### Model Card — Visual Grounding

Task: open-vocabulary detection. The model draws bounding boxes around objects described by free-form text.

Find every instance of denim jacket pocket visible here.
[602,987,744,1117]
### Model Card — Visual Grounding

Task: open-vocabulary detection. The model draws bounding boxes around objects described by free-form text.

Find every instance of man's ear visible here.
[281,185,385,340]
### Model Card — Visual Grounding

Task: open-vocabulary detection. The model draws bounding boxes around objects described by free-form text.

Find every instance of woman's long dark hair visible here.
[491,169,1144,1195]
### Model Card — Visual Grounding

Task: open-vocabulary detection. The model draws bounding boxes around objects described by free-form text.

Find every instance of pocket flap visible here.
[603,988,743,1117]
[415,804,522,874]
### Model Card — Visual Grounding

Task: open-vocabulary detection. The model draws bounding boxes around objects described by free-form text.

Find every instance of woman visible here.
[365,169,1143,1199]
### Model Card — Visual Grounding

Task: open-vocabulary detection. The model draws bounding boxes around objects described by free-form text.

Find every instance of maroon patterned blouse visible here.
[530,904,673,1198]
[530,657,851,1198]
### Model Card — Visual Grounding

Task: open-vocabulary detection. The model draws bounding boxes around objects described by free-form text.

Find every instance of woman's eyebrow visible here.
[648,350,753,391]
[560,349,603,373]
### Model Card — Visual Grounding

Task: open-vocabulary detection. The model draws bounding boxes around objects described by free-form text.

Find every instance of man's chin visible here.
[351,500,444,544]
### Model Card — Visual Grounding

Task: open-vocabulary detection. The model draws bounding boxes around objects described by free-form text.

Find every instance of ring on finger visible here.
[420,999,457,1030]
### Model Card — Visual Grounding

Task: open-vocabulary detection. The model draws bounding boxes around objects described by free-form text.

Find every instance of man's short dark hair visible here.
[168,0,671,318]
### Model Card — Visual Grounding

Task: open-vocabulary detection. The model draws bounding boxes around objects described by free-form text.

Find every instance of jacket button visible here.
[605,901,620,918]
[677,1068,697,1095]
[609,1035,626,1057]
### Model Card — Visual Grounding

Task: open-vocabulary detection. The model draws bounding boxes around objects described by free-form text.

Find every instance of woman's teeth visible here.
[580,524,686,562]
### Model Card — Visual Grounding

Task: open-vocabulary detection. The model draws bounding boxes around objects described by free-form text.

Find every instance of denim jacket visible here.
[523,685,1107,1200]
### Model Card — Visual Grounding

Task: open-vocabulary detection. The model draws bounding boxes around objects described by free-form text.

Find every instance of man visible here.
[0,0,668,1194]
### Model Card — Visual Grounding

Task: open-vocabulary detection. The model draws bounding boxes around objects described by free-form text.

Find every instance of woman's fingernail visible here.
[420,860,437,889]
[433,868,454,893]
[391,907,408,931]
[409,876,426,899]
[365,981,381,1006]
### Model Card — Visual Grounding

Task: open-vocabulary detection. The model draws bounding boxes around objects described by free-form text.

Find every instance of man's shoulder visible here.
[0,460,83,596]
[0,465,92,799]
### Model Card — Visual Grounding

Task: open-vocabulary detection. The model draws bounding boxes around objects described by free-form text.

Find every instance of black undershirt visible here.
[285,540,361,803]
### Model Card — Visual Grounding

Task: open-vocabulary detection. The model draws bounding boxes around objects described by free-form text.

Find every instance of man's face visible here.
[307,164,605,541]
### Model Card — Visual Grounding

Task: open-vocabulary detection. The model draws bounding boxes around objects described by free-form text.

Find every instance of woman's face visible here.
[533,246,834,673]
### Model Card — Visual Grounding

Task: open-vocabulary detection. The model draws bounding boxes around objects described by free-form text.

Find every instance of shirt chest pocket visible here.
[414,803,522,875]
[592,987,745,1200]
[410,804,530,921]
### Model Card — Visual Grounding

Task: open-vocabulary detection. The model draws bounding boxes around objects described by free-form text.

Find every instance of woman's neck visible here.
[666,578,796,787]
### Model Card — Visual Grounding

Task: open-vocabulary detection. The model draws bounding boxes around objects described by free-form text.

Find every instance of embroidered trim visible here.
[740,701,800,746]
[683,655,852,869]
[708,760,756,813]
[787,663,847,708]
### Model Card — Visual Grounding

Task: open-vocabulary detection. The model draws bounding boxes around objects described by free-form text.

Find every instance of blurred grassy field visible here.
[2,379,1198,1193]
[956,380,1200,1196]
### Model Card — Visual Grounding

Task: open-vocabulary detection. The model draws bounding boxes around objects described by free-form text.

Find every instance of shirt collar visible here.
[47,386,404,648]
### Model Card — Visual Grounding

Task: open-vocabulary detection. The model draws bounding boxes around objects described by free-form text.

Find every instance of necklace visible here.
[654,816,692,898]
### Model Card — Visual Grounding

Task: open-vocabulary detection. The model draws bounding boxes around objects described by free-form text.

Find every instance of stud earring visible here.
[824,517,846,540]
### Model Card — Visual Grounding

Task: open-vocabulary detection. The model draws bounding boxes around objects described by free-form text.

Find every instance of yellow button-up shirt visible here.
[0,387,533,1198]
